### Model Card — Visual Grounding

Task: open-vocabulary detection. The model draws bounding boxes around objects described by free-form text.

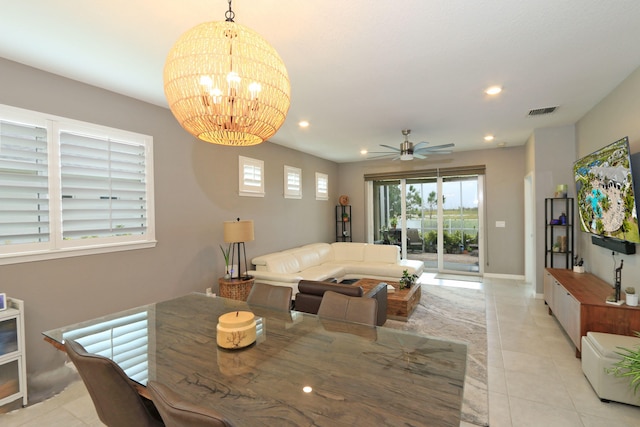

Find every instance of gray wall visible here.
[0,58,337,399]
[526,125,576,293]
[575,66,640,286]
[337,146,527,276]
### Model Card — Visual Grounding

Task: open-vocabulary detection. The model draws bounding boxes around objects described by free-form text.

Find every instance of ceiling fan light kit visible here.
[163,0,290,146]
[369,129,454,161]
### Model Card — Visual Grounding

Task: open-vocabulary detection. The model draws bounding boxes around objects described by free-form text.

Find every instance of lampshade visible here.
[163,15,290,146]
[224,220,254,243]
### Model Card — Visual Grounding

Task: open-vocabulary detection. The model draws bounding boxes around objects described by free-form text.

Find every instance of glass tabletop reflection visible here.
[44,293,466,427]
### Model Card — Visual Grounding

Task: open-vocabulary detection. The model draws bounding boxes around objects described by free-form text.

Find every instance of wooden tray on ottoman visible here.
[354,278,421,321]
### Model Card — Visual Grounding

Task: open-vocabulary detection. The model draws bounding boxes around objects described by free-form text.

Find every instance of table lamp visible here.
[223,218,254,280]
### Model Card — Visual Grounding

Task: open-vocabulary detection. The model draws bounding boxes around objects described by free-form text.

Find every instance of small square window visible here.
[239,156,265,197]
[316,172,328,200]
[284,166,302,199]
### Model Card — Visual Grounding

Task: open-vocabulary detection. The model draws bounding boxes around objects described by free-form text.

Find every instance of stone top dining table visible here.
[43,293,467,427]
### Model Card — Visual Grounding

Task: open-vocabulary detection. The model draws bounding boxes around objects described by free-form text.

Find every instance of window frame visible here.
[315,172,328,201]
[284,165,302,199]
[0,104,156,266]
[239,156,265,197]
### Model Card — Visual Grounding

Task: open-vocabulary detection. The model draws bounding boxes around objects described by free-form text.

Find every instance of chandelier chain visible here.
[225,0,235,22]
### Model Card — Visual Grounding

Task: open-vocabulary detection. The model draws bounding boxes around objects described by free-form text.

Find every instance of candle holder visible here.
[216,311,256,349]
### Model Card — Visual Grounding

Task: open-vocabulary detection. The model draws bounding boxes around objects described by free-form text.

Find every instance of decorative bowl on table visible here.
[216,311,256,349]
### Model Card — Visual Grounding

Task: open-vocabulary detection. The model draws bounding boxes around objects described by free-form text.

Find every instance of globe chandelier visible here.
[163,0,291,146]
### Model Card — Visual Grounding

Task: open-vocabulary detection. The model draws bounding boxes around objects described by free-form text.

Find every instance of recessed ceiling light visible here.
[484,135,494,142]
[360,149,368,155]
[298,120,310,128]
[485,86,502,96]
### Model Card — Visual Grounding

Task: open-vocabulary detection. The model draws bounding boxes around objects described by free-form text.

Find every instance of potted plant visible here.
[220,244,231,279]
[626,287,638,307]
[390,216,398,229]
[399,269,418,290]
[606,331,640,395]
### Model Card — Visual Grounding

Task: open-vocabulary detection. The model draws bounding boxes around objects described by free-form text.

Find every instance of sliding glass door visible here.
[368,169,483,275]
[440,176,480,273]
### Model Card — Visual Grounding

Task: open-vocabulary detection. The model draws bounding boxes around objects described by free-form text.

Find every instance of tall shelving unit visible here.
[0,297,27,409]
[336,205,352,242]
[545,197,574,269]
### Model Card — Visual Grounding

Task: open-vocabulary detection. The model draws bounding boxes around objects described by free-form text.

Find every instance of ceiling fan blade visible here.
[379,144,401,151]
[414,143,455,152]
[413,153,426,159]
[413,141,428,150]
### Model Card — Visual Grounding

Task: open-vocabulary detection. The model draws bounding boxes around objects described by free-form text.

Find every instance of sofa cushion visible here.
[331,242,365,261]
[298,281,364,297]
[292,248,322,271]
[264,253,300,274]
[304,243,334,263]
[363,244,399,264]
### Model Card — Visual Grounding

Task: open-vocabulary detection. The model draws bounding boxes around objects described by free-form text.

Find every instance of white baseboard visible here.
[482,273,526,281]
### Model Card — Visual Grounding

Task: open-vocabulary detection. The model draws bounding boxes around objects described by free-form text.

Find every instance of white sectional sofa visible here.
[248,242,424,296]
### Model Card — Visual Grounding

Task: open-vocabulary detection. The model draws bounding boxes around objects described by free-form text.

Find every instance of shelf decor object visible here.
[336,205,352,242]
[223,218,254,280]
[163,0,290,146]
[545,197,574,269]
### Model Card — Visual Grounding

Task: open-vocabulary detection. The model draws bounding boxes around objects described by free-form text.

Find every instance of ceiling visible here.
[2,1,640,163]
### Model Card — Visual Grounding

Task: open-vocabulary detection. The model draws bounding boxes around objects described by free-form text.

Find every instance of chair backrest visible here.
[247,282,292,311]
[64,339,163,427]
[407,228,421,241]
[148,380,235,427]
[317,290,378,326]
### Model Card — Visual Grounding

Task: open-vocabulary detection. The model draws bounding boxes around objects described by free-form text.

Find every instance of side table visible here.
[218,276,255,301]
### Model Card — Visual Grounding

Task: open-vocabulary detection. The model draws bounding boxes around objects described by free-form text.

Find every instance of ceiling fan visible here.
[368,129,454,161]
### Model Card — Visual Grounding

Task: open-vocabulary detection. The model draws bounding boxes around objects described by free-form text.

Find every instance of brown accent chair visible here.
[64,339,164,427]
[318,291,378,326]
[247,282,292,311]
[148,381,235,427]
[295,280,387,326]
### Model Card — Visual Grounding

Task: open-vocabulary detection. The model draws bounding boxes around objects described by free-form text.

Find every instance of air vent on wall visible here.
[528,106,558,116]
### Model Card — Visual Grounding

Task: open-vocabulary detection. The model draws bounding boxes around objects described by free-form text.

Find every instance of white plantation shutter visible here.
[239,156,265,197]
[284,165,302,199]
[0,120,49,246]
[316,172,328,200]
[0,104,155,265]
[60,132,148,241]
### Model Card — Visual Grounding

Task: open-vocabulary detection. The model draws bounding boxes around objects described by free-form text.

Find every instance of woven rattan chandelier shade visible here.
[164,20,290,146]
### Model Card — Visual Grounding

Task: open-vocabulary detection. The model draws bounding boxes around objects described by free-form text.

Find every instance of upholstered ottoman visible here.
[581,332,640,406]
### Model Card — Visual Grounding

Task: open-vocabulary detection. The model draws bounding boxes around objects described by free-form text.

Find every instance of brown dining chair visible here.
[317,290,378,326]
[148,380,235,427]
[246,282,292,311]
[64,339,164,427]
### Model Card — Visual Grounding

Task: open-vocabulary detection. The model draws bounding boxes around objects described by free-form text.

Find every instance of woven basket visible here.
[218,277,254,301]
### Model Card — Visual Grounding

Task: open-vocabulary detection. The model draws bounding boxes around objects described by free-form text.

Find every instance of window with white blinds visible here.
[316,172,328,200]
[239,156,265,197]
[59,131,148,241]
[0,120,49,245]
[284,165,302,199]
[0,104,156,265]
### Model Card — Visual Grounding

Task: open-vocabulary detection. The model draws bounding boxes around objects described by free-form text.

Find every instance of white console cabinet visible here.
[0,298,27,408]
[544,270,581,349]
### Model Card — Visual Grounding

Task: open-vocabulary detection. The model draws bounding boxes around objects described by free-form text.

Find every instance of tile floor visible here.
[1,276,639,426]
